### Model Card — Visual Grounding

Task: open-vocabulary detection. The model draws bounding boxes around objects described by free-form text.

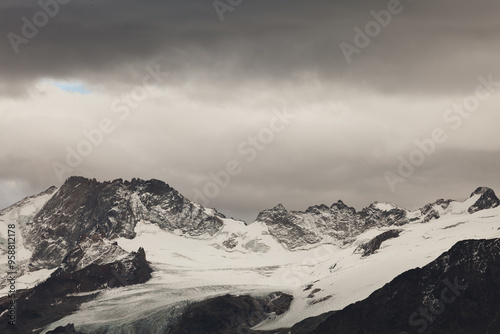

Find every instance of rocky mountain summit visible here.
[26,176,225,269]
[468,186,500,213]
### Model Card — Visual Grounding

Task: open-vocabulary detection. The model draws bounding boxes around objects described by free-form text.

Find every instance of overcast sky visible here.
[1,0,499,222]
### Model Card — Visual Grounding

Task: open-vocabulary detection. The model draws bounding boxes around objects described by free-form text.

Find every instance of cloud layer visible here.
[1,0,499,221]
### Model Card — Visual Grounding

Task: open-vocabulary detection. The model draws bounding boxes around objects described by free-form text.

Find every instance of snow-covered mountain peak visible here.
[468,186,500,214]
[371,201,398,211]
[26,176,225,269]
[418,187,499,219]
[471,186,497,197]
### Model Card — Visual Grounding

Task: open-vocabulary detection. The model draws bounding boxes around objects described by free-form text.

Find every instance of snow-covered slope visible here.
[1,177,499,333]
[45,205,500,332]
[255,205,500,330]
[0,186,57,291]
[309,238,500,334]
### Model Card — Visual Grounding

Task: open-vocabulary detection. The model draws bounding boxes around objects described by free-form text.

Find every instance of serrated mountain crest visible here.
[255,188,500,249]
[26,176,225,269]
[2,177,499,270]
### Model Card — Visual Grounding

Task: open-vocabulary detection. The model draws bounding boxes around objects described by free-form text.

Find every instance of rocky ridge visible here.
[26,176,225,268]
[256,187,500,249]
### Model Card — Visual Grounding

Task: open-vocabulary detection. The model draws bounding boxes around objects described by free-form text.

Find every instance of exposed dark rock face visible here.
[468,187,500,214]
[46,323,83,334]
[222,233,239,249]
[358,204,409,228]
[310,238,500,334]
[256,201,409,249]
[58,235,130,273]
[286,311,336,334]
[250,312,337,334]
[169,292,293,334]
[51,247,152,290]
[420,199,452,223]
[0,248,153,334]
[27,176,224,269]
[307,288,322,298]
[263,292,295,315]
[256,204,322,249]
[355,229,403,257]
[308,295,332,306]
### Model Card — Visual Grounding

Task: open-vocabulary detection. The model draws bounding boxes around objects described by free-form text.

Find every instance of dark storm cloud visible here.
[1,0,500,95]
[0,0,499,221]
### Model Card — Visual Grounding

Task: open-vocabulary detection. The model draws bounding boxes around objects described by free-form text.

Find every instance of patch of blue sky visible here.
[52,81,92,94]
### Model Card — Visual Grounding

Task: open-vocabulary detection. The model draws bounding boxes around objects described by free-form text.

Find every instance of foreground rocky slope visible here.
[0,247,152,334]
[309,238,500,334]
[169,292,293,334]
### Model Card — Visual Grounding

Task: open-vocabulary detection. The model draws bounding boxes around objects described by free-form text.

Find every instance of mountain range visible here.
[0,176,499,333]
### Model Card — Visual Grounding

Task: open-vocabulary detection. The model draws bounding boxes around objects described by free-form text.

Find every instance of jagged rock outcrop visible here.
[256,201,408,250]
[355,229,402,257]
[222,233,239,249]
[359,203,410,227]
[59,237,129,273]
[256,204,322,249]
[169,292,293,334]
[46,323,83,334]
[0,247,152,334]
[26,176,225,268]
[310,238,500,334]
